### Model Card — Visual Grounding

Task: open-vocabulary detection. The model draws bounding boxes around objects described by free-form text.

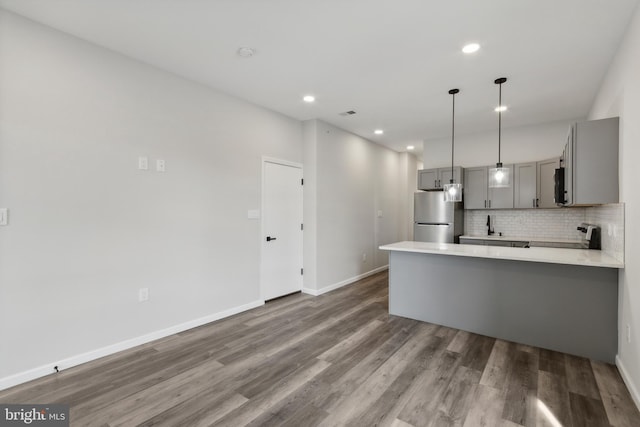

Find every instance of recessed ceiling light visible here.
[495,105,508,112]
[237,47,256,58]
[303,95,315,103]
[407,145,415,150]
[374,129,384,135]
[462,43,480,54]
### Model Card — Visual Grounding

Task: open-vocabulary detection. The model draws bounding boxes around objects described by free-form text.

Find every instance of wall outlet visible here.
[627,324,631,343]
[0,208,8,226]
[156,159,166,172]
[362,253,367,262]
[139,288,149,302]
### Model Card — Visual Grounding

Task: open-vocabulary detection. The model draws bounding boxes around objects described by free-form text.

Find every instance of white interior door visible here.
[261,160,303,301]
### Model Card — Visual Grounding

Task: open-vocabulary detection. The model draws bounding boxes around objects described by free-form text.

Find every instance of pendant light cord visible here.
[498,81,502,165]
[494,77,507,167]
[448,88,459,184]
[451,91,455,182]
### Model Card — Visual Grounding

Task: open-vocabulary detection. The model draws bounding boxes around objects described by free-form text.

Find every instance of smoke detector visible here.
[237,47,256,58]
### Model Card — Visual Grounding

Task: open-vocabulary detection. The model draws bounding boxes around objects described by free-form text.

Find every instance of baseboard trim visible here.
[302,265,388,296]
[616,354,640,412]
[0,299,264,391]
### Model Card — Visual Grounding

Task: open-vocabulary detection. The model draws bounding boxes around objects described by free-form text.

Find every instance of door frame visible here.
[260,156,304,302]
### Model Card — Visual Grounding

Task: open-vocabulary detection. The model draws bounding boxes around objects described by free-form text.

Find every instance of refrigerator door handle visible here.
[415,223,450,226]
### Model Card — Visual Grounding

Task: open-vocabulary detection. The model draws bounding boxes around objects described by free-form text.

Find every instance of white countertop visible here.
[379,241,624,269]
[460,235,584,244]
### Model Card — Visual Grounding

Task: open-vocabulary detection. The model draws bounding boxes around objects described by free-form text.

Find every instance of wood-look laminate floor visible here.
[1,271,639,426]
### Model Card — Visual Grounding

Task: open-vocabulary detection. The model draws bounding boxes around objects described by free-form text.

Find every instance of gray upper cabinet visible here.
[488,164,514,209]
[439,167,462,188]
[418,167,463,190]
[514,162,537,208]
[463,167,488,209]
[464,165,514,209]
[514,159,560,209]
[418,169,439,190]
[537,158,559,208]
[563,117,619,206]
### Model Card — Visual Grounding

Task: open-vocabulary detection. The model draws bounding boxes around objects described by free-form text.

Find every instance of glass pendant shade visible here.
[489,164,510,188]
[443,182,463,202]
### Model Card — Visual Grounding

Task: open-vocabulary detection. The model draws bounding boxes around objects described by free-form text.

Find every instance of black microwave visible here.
[554,167,565,205]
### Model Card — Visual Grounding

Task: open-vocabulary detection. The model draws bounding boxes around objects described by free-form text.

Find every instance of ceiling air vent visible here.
[339,110,357,116]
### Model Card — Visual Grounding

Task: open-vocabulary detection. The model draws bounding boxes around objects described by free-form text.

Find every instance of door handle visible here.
[266,236,277,242]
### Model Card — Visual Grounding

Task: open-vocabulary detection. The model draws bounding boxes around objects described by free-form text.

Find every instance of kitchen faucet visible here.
[487,215,494,236]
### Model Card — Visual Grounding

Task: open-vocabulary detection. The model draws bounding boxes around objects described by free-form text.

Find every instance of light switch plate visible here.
[138,157,148,170]
[247,209,260,219]
[0,208,7,225]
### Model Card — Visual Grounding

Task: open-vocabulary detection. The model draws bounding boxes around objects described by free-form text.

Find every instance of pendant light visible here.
[489,77,510,188]
[444,88,462,202]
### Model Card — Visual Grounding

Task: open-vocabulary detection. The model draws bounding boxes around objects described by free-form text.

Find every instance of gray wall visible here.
[303,120,417,293]
[422,119,579,169]
[0,10,302,380]
[589,0,640,406]
[0,9,420,386]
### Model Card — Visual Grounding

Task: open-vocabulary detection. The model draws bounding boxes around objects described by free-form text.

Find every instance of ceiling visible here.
[0,0,637,156]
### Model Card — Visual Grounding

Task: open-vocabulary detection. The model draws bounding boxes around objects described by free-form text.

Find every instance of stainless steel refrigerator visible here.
[414,190,464,243]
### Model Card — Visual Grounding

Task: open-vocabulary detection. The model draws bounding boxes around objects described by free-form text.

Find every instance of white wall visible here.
[302,120,318,291]
[0,10,302,384]
[398,152,419,241]
[303,120,407,294]
[589,1,640,407]
[422,119,580,169]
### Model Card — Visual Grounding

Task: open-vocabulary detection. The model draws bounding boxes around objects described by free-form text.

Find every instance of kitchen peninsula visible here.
[379,241,624,362]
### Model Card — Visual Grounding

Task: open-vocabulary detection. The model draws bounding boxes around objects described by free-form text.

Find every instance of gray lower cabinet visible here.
[387,251,618,362]
[459,237,528,247]
[464,165,514,209]
[537,157,560,208]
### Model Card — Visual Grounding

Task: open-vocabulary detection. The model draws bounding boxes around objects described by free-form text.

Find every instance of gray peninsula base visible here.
[388,251,618,363]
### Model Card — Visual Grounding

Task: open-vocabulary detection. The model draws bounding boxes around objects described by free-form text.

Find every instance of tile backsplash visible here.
[465,208,586,240]
[586,204,624,262]
[465,203,624,261]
